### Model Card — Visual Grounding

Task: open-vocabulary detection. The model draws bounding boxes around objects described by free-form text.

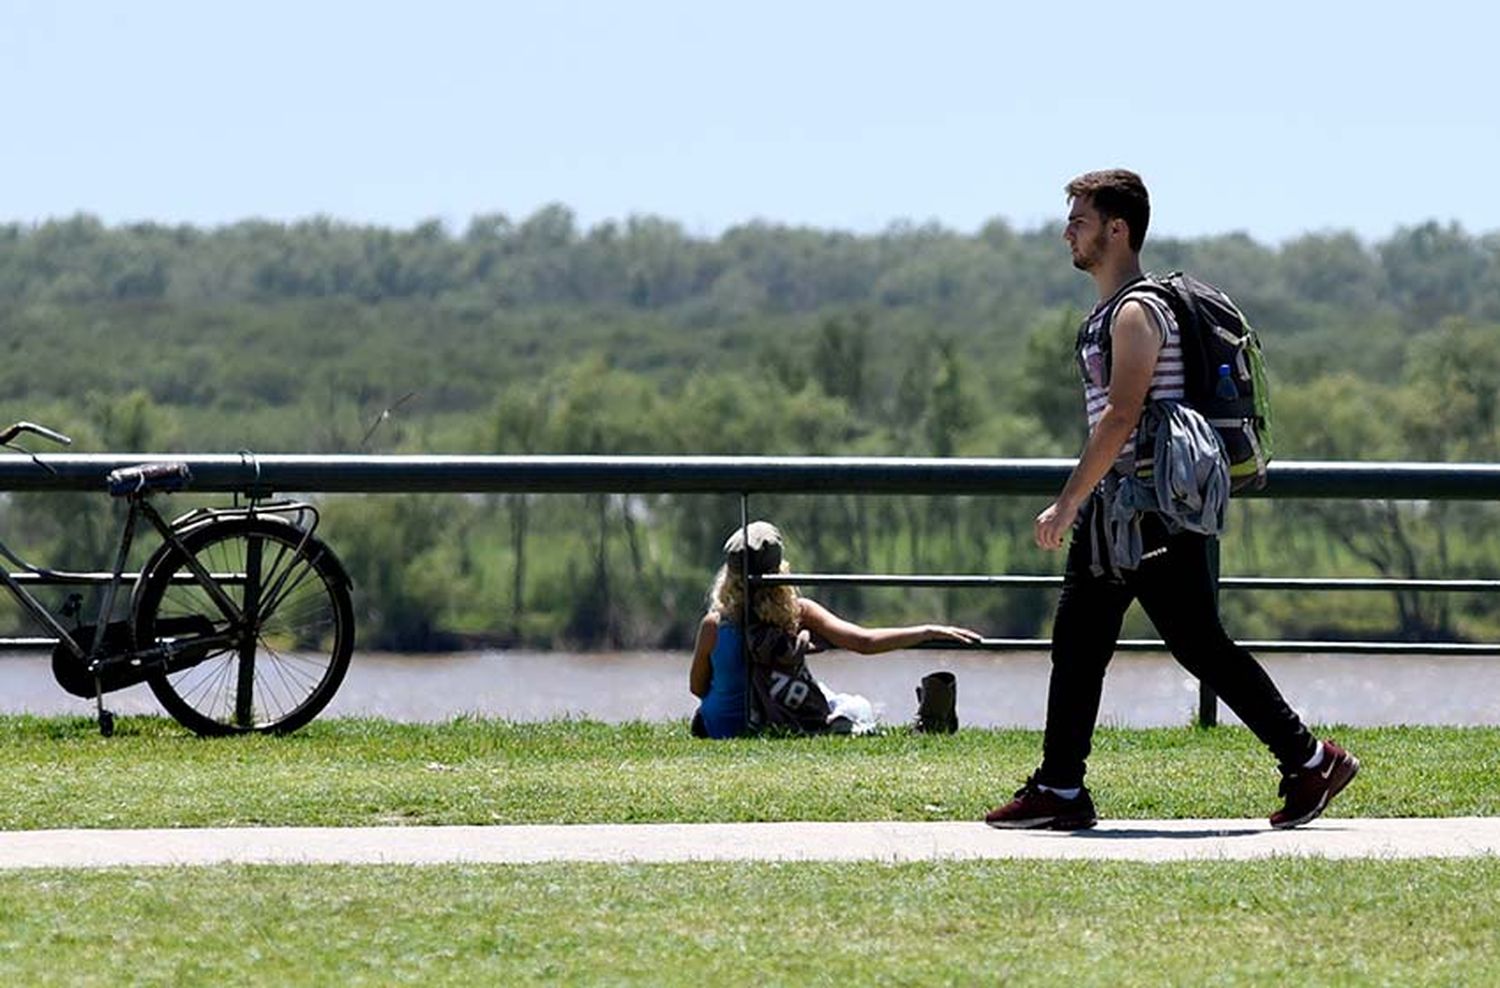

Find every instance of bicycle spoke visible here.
[258,647,324,719]
[257,557,324,631]
[254,539,301,614]
[175,658,235,723]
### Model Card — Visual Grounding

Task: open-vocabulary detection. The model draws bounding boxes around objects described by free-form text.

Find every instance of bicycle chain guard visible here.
[51,616,219,697]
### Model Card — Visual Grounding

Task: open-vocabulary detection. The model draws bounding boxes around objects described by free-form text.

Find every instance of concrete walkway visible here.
[2,818,1498,869]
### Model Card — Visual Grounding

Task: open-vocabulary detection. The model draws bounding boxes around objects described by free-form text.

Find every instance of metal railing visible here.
[3,452,1498,724]
[4,452,1500,497]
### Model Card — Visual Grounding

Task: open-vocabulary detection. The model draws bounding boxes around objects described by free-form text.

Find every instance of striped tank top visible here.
[1077,277,1185,470]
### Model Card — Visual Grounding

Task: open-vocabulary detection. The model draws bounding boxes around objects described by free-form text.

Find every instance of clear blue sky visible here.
[4,0,1495,244]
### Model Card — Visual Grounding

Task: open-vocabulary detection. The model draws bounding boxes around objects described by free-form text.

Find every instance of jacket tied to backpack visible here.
[1092,399,1230,575]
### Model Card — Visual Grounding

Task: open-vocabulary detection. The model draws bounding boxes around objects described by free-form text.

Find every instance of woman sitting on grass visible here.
[689,520,982,738]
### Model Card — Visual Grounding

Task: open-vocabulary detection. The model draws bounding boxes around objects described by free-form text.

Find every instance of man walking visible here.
[985,169,1357,831]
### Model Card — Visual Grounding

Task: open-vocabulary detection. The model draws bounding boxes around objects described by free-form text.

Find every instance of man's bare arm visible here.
[1034,300,1161,549]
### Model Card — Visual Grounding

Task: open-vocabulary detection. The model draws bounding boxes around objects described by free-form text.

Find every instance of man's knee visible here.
[1166,629,1249,677]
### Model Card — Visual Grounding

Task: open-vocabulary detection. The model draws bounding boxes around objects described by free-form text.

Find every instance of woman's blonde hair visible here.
[709,562,800,633]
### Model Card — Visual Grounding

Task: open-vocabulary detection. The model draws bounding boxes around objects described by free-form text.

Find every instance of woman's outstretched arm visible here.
[797,598,982,654]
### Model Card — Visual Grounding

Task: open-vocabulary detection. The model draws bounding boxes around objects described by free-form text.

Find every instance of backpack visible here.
[1094,271,1274,493]
[743,622,836,735]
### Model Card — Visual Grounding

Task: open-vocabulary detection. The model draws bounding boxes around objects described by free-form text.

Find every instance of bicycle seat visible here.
[106,462,193,497]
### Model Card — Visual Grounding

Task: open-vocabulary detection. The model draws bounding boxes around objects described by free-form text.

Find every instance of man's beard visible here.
[1070,228,1108,271]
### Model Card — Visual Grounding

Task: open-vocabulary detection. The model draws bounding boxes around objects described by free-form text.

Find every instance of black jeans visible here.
[1037,510,1316,788]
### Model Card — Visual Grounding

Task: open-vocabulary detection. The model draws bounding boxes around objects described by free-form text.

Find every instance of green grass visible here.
[2,716,1497,985]
[1,715,1497,829]
[3,859,1498,985]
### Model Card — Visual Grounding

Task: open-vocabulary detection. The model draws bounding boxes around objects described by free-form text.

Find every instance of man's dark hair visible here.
[1065,169,1150,252]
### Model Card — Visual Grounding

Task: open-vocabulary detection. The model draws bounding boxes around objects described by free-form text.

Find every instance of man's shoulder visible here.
[1111,289,1177,343]
[1108,297,1158,332]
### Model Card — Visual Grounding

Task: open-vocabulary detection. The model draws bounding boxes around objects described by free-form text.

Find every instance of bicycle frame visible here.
[0,495,320,665]
[1,497,205,662]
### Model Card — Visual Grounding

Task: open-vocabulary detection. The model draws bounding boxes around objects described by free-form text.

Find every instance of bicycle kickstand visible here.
[90,667,115,738]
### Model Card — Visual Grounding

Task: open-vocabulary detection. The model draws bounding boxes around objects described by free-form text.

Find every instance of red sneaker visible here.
[1270,740,1359,830]
[984,777,1097,830]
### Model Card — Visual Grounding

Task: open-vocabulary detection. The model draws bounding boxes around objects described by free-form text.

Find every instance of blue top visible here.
[697,620,748,739]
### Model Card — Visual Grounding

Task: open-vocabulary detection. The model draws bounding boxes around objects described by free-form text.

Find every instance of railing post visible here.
[739,493,752,732]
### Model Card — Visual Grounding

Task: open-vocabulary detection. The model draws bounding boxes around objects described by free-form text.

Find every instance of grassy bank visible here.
[2,715,1497,829]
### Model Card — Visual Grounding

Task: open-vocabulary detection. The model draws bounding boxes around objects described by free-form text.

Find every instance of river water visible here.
[3,648,1498,728]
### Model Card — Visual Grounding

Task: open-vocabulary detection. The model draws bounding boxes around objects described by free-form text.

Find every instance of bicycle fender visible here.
[131,516,354,621]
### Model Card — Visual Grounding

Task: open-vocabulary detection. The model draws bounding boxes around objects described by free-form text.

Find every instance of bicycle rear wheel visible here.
[135,517,354,735]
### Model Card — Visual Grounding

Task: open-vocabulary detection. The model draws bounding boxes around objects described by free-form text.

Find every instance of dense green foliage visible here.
[3,210,1499,648]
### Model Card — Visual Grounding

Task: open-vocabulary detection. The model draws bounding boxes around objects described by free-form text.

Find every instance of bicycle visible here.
[0,421,355,737]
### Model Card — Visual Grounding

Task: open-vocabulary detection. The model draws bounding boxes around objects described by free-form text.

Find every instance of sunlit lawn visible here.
[2,716,1497,828]
[3,716,1496,985]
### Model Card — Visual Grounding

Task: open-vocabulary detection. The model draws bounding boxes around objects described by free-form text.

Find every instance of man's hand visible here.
[1035,499,1080,550]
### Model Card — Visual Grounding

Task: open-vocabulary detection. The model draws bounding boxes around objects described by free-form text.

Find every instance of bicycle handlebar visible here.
[0,421,74,447]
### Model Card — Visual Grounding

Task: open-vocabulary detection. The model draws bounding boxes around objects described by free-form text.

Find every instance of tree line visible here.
[4,207,1498,324]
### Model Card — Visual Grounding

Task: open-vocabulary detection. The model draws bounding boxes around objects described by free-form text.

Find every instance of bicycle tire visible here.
[134,516,354,736]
